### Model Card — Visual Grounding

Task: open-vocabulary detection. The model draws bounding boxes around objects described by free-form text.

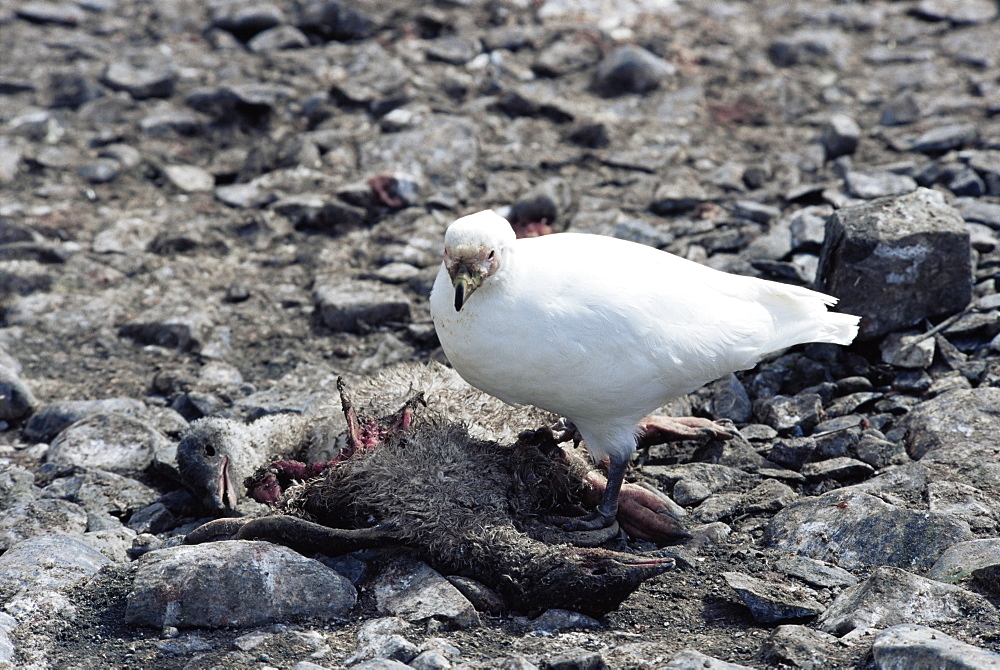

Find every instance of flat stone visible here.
[927,538,1000,584]
[816,566,996,635]
[911,0,998,25]
[760,625,842,670]
[16,2,85,26]
[163,165,215,193]
[247,25,310,52]
[816,188,972,340]
[24,397,147,442]
[47,413,171,474]
[775,555,858,589]
[313,278,411,333]
[591,45,675,97]
[843,171,917,199]
[0,498,88,552]
[662,649,754,669]
[764,490,973,569]
[910,124,979,154]
[723,572,824,623]
[880,331,935,368]
[101,60,177,100]
[801,457,874,482]
[372,556,480,628]
[0,535,110,596]
[758,393,823,432]
[874,624,1000,669]
[125,540,356,628]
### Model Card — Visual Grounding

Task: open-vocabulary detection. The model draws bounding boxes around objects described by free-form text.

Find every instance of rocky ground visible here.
[2,0,1000,668]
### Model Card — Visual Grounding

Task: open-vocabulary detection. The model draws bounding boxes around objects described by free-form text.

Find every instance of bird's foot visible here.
[542,510,622,547]
[581,471,691,545]
[185,515,401,556]
[636,415,736,448]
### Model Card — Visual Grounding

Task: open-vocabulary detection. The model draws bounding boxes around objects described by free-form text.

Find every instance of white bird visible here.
[430,210,860,532]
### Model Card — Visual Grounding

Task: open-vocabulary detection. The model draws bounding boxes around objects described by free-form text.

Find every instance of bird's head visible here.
[442,210,515,311]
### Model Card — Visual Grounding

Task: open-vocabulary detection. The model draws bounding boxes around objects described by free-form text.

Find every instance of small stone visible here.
[769,29,850,68]
[16,2,85,26]
[775,555,858,589]
[247,25,310,52]
[822,114,861,160]
[722,571,824,623]
[210,1,286,40]
[672,480,712,507]
[758,394,823,432]
[768,438,815,470]
[0,366,38,422]
[522,609,601,633]
[880,332,935,368]
[297,0,377,42]
[844,171,918,199]
[817,566,997,635]
[78,158,121,184]
[800,457,875,482]
[874,623,1000,669]
[910,0,998,25]
[163,165,215,193]
[761,625,842,670]
[0,535,110,596]
[540,648,607,670]
[372,556,479,628]
[880,94,920,126]
[958,201,1000,228]
[910,124,979,154]
[101,60,177,100]
[313,278,411,333]
[47,413,171,474]
[425,37,480,65]
[591,45,675,97]
[662,649,754,669]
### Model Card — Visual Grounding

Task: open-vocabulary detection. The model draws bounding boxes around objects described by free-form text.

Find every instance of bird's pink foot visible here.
[636,415,735,448]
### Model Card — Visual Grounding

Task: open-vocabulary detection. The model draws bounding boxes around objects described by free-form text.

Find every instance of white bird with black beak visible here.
[430,210,859,533]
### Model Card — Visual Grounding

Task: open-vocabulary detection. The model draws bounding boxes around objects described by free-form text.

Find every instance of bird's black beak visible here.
[454,279,467,311]
[450,266,483,312]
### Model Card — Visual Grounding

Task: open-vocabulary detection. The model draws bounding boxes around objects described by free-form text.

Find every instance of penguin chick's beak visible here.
[445,248,496,311]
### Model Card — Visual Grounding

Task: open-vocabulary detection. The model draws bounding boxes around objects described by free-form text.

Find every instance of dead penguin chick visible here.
[189,399,674,616]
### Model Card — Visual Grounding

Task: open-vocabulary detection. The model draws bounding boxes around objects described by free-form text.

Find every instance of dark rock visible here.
[910,124,979,154]
[15,2,85,26]
[760,625,842,670]
[822,115,860,160]
[816,566,996,635]
[768,438,815,470]
[210,1,286,40]
[591,45,674,97]
[45,71,103,110]
[880,94,920,126]
[722,571,824,623]
[313,278,411,333]
[757,393,823,432]
[769,29,850,68]
[707,374,752,423]
[271,195,367,233]
[125,541,357,628]
[800,457,874,482]
[765,490,973,569]
[816,188,973,340]
[298,0,377,42]
[119,304,214,352]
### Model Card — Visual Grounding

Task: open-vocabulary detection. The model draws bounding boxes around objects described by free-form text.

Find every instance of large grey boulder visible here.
[125,540,357,628]
[815,188,972,340]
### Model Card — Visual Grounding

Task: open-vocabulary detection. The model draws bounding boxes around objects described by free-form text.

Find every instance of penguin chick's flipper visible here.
[185,516,401,556]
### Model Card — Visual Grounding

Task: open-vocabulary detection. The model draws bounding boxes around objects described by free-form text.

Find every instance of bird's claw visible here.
[541,512,622,548]
[636,415,736,448]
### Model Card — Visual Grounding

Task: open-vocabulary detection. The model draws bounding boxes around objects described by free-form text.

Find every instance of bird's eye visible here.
[488,250,495,260]
[204,445,216,457]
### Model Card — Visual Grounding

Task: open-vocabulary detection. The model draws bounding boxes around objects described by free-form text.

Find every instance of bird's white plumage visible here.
[430,210,859,465]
